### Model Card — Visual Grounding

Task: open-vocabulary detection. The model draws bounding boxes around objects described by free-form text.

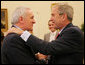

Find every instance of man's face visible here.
[48,21,56,32]
[50,7,63,29]
[23,10,35,31]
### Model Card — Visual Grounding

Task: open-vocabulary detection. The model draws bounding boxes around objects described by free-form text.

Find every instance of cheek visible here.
[49,27,51,29]
[26,20,31,26]
[55,17,61,24]
[25,21,30,28]
[28,22,33,28]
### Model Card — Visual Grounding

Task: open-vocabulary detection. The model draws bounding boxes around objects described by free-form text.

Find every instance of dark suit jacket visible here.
[26,23,84,64]
[1,33,37,64]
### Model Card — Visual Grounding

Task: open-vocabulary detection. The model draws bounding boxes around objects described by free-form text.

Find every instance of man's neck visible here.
[59,22,70,31]
[59,22,70,34]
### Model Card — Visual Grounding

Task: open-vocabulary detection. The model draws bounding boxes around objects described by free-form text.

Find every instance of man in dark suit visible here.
[1,7,37,64]
[5,3,84,64]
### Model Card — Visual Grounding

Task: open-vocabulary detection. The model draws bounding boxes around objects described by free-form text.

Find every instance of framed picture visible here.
[1,9,8,32]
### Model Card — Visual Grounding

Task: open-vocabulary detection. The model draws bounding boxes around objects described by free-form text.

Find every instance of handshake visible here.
[35,52,48,64]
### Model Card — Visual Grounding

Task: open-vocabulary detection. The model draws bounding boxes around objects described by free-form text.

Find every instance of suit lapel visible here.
[57,23,73,38]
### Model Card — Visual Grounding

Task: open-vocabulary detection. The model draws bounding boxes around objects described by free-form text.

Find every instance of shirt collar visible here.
[13,25,23,31]
[50,30,57,35]
[59,27,65,34]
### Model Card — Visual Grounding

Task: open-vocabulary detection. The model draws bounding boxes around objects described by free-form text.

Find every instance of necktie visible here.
[56,33,60,39]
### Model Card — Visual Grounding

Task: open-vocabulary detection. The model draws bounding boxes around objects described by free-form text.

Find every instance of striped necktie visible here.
[56,33,60,39]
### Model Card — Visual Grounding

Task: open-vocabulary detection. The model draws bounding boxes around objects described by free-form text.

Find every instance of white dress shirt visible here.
[58,27,65,34]
[49,31,57,42]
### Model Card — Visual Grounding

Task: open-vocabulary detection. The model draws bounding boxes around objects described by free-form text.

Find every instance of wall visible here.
[1,1,84,39]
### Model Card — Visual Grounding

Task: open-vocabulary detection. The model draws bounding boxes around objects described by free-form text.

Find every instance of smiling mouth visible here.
[50,27,54,29]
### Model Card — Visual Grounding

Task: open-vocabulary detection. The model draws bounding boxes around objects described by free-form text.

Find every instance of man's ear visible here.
[61,13,67,21]
[19,16,24,23]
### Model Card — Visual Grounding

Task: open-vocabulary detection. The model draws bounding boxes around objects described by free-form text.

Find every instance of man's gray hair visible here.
[53,3,74,22]
[11,7,30,24]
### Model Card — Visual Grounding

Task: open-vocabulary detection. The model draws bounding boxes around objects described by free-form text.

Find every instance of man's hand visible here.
[35,52,48,60]
[4,27,24,36]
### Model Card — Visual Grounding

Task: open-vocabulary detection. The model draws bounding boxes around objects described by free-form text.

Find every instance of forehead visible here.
[51,6,59,14]
[48,21,54,24]
[26,9,34,16]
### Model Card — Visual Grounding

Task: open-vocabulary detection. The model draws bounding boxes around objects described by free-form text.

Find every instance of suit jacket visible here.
[1,33,37,64]
[26,23,84,64]
[44,33,50,42]
[44,31,58,42]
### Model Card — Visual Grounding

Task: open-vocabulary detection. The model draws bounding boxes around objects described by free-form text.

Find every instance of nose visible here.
[50,16,53,21]
[33,19,36,24]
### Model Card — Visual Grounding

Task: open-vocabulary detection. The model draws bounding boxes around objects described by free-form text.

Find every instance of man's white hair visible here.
[11,7,30,24]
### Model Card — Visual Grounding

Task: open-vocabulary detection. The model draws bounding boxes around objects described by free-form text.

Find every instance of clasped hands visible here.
[35,52,48,60]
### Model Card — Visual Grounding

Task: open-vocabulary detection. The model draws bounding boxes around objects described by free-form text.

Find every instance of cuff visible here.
[20,30,31,42]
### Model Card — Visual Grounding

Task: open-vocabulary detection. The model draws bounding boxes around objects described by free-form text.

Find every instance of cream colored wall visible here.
[1,1,84,39]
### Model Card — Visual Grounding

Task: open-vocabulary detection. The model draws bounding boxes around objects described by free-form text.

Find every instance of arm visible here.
[25,28,84,55]
[5,27,84,56]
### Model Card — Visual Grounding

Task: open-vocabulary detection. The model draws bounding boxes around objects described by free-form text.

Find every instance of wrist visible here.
[20,30,24,35]
[20,30,31,42]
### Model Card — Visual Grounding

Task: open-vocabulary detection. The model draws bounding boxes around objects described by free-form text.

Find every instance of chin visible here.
[26,27,32,31]
[30,28,33,31]
[27,29,32,31]
[31,28,33,31]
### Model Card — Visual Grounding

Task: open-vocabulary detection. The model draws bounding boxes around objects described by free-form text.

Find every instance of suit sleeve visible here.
[26,28,84,56]
[2,34,35,64]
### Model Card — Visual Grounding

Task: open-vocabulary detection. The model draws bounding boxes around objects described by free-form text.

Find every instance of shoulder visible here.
[3,33,24,44]
[62,26,83,37]
[44,33,50,36]
[4,33,20,41]
[2,33,26,50]
[66,26,83,34]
